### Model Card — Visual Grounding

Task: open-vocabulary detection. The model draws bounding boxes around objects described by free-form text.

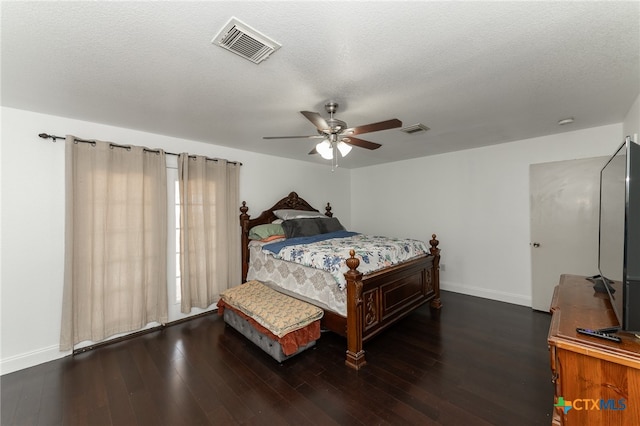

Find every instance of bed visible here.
[239,192,442,369]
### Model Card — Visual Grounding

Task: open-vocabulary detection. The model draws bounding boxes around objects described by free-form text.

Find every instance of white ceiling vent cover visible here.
[212,17,281,64]
[401,123,430,134]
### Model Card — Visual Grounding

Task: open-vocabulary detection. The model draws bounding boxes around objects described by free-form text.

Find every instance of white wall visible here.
[1,103,634,374]
[623,93,640,143]
[351,123,623,306]
[0,106,350,374]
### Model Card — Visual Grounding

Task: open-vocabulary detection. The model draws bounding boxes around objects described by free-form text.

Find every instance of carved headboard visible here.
[239,192,332,282]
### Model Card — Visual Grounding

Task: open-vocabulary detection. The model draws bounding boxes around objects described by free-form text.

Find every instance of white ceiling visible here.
[2,1,639,168]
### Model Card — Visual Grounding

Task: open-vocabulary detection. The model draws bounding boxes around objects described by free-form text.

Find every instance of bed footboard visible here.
[342,234,441,370]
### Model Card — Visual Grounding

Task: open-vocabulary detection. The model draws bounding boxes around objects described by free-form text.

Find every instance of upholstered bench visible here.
[217,280,323,362]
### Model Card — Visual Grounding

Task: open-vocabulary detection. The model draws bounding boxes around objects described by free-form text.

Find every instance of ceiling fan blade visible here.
[300,111,330,131]
[263,135,324,140]
[344,118,402,136]
[308,147,318,155]
[342,136,382,150]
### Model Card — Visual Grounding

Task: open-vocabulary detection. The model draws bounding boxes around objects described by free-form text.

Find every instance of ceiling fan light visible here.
[316,140,333,160]
[337,141,352,157]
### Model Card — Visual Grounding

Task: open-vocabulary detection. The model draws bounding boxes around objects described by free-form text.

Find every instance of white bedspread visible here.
[265,233,429,290]
[247,241,347,315]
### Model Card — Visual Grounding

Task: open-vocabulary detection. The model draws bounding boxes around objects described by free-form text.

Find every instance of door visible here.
[530,156,607,311]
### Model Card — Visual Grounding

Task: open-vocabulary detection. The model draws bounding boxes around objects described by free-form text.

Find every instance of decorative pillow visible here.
[317,217,345,234]
[273,209,326,220]
[281,217,344,238]
[281,218,321,238]
[248,223,285,240]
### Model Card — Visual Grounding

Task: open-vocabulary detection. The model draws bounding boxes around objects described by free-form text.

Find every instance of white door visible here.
[530,156,608,311]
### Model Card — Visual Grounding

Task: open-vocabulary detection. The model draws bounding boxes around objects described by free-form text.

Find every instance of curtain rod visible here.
[38,133,242,166]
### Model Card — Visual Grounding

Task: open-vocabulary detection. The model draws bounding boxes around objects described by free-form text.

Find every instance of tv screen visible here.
[598,138,640,332]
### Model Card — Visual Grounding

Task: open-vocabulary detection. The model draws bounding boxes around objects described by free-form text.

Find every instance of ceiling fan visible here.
[263,102,402,165]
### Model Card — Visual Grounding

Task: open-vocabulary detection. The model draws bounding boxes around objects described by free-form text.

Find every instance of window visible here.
[174,179,182,302]
[165,158,184,321]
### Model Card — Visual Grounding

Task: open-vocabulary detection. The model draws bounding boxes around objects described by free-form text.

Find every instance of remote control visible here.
[576,328,622,343]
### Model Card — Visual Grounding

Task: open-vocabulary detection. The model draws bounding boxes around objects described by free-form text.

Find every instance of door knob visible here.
[532,242,541,248]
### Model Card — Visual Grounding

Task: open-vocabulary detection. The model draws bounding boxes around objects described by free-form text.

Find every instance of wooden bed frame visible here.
[239,192,442,370]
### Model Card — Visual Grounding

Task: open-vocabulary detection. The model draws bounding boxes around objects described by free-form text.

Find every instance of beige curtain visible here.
[60,136,168,351]
[179,154,241,313]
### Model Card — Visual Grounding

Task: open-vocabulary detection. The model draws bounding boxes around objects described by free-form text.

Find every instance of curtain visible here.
[178,154,241,313]
[60,136,168,351]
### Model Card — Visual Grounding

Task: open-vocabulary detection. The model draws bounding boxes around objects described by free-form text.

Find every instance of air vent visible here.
[400,123,430,134]
[212,17,281,64]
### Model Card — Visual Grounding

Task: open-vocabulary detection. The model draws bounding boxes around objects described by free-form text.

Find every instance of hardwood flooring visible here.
[1,291,553,425]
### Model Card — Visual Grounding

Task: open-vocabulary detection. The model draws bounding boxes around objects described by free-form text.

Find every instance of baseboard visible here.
[0,345,70,376]
[441,280,531,307]
[1,309,218,376]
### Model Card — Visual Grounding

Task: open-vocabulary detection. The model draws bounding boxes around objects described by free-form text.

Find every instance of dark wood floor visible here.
[1,291,553,425]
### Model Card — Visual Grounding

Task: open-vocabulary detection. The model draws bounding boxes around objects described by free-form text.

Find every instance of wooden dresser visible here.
[548,274,640,425]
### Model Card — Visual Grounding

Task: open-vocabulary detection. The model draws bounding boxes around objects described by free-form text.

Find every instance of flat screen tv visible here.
[598,137,640,333]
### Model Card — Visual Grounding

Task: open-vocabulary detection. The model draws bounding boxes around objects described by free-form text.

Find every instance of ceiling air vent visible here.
[400,123,430,135]
[212,17,281,64]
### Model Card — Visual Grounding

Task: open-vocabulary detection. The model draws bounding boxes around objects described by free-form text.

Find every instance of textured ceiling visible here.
[2,1,639,168]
